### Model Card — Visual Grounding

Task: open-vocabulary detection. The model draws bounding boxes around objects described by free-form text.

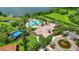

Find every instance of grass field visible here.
[45,10,78,26]
[0,16,20,21]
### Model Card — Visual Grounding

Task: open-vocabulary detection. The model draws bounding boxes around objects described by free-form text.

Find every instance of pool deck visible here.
[34,23,56,38]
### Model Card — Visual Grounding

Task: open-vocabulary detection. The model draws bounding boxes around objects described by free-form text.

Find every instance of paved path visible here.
[35,35,40,43]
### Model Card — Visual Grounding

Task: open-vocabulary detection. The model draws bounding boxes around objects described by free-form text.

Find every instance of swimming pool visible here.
[26,19,42,27]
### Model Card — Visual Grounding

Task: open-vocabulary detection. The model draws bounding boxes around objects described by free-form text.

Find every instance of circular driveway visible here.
[52,35,78,51]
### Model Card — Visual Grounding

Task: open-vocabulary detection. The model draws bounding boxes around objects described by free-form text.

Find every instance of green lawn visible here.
[0,16,20,21]
[45,13,78,26]
[0,16,18,32]
[0,22,16,32]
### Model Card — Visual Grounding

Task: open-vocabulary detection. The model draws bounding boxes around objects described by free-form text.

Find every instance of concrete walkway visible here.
[35,35,40,43]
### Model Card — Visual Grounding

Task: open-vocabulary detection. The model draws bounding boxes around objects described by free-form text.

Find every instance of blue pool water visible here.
[26,19,42,27]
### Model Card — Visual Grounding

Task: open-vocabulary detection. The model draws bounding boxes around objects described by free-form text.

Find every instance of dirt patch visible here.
[0,44,16,51]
